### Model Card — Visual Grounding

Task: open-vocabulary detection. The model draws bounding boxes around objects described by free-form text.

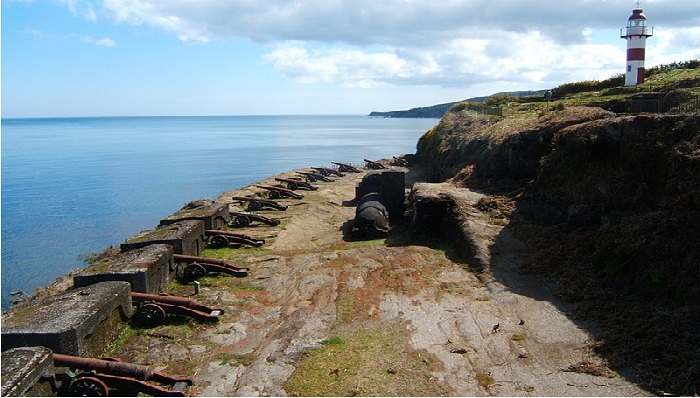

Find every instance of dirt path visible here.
[111,166,651,396]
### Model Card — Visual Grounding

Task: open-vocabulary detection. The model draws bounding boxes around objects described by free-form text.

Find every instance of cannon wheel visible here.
[209,235,229,248]
[184,263,207,279]
[268,191,281,199]
[233,215,250,227]
[133,303,166,327]
[305,175,316,183]
[247,201,262,211]
[286,181,298,190]
[317,169,329,177]
[70,376,109,396]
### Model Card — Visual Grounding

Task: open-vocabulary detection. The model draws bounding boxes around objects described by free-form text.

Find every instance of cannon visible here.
[364,159,387,170]
[229,211,281,227]
[297,171,334,183]
[274,177,318,191]
[332,162,362,173]
[52,353,192,397]
[255,184,304,199]
[205,229,265,248]
[131,292,224,326]
[311,166,344,177]
[392,156,409,167]
[352,192,390,239]
[231,196,288,211]
[173,254,249,279]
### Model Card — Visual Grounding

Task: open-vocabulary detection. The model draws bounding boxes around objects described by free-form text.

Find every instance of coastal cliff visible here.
[413,66,700,395]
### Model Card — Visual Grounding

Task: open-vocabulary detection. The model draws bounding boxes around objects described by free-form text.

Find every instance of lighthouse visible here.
[620,5,653,85]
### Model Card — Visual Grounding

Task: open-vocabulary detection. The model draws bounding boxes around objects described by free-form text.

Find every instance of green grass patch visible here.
[102,327,139,357]
[320,336,343,345]
[301,193,327,204]
[201,245,268,260]
[349,238,386,247]
[219,352,254,366]
[168,274,266,299]
[285,323,449,397]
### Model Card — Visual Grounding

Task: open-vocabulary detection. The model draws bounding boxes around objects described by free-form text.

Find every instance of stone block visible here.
[159,199,229,230]
[1,346,55,397]
[73,244,175,293]
[379,170,406,220]
[120,219,205,255]
[1,282,133,357]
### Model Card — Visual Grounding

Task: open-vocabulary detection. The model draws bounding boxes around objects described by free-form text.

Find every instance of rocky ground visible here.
[104,163,652,397]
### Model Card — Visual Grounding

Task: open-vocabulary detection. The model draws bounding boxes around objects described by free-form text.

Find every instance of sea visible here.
[0,115,439,311]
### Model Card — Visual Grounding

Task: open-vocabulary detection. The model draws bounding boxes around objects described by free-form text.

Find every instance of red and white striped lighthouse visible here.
[620,5,653,85]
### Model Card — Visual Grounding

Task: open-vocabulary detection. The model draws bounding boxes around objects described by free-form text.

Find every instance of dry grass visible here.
[475,371,497,389]
[561,360,616,378]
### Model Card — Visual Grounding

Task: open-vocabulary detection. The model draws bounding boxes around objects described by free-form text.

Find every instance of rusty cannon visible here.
[364,159,388,170]
[231,196,288,211]
[131,292,224,326]
[255,184,304,199]
[332,162,362,173]
[274,177,318,191]
[52,353,192,397]
[205,229,265,248]
[392,156,409,167]
[229,211,280,227]
[173,254,249,279]
[297,171,334,183]
[311,166,345,177]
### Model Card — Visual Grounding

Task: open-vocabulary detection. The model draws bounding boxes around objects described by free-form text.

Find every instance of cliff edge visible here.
[414,72,700,394]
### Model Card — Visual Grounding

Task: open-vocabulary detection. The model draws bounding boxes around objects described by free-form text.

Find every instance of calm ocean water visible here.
[1,115,438,310]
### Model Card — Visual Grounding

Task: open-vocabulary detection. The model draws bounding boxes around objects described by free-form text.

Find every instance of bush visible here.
[554,74,624,97]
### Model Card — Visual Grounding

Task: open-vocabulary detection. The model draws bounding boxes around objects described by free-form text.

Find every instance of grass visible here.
[201,245,268,260]
[475,371,497,389]
[102,326,139,357]
[511,333,526,341]
[219,352,254,366]
[168,273,266,301]
[285,323,449,397]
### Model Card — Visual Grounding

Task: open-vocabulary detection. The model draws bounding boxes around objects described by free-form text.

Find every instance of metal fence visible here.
[627,95,700,114]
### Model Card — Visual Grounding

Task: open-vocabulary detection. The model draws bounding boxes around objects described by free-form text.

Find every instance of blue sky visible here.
[2,0,699,117]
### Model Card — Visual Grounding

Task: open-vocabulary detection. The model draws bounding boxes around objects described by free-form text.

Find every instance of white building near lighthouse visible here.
[620,5,654,86]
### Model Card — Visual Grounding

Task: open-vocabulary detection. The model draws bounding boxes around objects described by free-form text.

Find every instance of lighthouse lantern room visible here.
[620,4,653,85]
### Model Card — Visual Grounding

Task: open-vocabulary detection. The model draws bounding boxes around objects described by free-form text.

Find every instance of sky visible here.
[2,0,699,117]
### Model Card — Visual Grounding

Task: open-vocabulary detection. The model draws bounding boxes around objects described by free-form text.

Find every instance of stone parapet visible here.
[1,346,55,397]
[120,219,206,255]
[159,199,229,231]
[73,244,175,293]
[1,282,132,357]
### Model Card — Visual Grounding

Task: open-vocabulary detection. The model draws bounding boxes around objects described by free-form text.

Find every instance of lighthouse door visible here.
[637,67,645,84]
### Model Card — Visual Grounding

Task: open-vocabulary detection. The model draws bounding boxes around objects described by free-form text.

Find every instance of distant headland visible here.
[368,90,545,118]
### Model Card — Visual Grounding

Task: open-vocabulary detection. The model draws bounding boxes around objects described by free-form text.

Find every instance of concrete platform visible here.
[1,346,55,397]
[120,219,206,255]
[73,244,175,293]
[159,199,229,230]
[1,282,133,357]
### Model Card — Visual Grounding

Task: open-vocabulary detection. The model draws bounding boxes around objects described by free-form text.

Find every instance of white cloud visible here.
[62,0,700,91]
[90,0,700,44]
[83,36,117,47]
[22,27,47,38]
